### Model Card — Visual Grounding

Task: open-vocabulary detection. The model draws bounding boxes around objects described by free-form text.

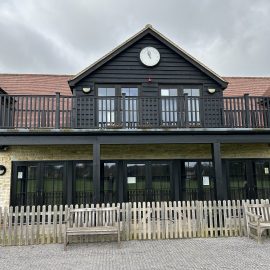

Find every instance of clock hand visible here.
[147,50,151,59]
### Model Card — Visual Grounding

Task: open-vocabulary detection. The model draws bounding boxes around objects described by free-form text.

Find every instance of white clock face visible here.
[140,47,160,67]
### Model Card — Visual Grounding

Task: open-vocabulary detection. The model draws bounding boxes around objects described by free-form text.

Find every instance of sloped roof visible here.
[223,77,270,97]
[1,73,270,97]
[0,74,72,96]
[68,25,228,89]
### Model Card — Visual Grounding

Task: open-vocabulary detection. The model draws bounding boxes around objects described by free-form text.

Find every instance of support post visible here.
[93,142,101,204]
[244,94,250,128]
[55,92,60,129]
[211,142,227,201]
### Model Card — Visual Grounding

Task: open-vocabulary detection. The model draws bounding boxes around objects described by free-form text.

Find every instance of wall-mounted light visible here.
[82,87,92,94]
[0,165,7,176]
[0,145,8,151]
[208,88,216,94]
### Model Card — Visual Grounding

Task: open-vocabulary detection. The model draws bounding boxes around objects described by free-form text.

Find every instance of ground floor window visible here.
[11,158,270,207]
[181,161,215,201]
[74,162,93,205]
[226,159,270,200]
[12,162,66,206]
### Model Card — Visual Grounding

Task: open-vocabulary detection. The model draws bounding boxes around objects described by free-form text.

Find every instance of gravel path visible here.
[0,237,270,270]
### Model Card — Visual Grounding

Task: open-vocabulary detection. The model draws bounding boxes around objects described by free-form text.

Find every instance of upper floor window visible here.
[121,87,138,127]
[98,87,115,96]
[98,87,116,127]
[183,88,200,124]
[121,87,138,96]
[160,86,201,126]
[161,88,177,97]
[161,88,178,125]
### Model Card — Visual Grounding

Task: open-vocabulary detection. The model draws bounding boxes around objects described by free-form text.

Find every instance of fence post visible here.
[55,92,60,129]
[244,94,250,127]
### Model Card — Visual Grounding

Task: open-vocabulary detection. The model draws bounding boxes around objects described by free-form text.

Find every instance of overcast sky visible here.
[0,0,269,76]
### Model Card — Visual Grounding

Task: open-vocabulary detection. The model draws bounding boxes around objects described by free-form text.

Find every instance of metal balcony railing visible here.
[1,93,270,129]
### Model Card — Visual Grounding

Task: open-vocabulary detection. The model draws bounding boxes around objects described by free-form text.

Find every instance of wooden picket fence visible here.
[0,199,269,246]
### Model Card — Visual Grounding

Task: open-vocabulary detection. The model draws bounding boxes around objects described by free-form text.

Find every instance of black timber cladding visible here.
[72,33,224,127]
[74,34,223,91]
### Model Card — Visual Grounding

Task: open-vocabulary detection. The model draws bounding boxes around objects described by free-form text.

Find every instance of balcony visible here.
[0,94,270,130]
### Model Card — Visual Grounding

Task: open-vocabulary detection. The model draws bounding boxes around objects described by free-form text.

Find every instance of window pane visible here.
[161,89,169,96]
[107,88,115,96]
[170,89,178,96]
[98,87,115,96]
[183,88,200,96]
[192,89,200,96]
[98,88,106,96]
[161,89,177,96]
[130,88,138,96]
[183,89,192,95]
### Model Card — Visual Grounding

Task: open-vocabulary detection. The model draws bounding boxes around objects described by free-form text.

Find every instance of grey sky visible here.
[0,0,269,76]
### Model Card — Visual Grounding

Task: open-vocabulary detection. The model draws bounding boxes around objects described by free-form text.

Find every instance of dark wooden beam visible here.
[1,132,270,145]
[211,142,227,200]
[93,142,101,203]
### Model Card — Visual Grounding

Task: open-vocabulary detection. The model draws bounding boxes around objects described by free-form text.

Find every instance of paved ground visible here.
[0,237,270,270]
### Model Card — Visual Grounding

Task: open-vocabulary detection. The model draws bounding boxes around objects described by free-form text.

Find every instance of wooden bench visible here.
[64,207,120,250]
[244,203,270,243]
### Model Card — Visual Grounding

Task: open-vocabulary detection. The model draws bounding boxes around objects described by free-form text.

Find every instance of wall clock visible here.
[140,47,160,67]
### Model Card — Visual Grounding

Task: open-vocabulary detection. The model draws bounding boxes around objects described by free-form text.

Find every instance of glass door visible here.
[73,161,93,205]
[253,160,270,199]
[182,161,199,201]
[160,88,178,126]
[181,161,215,201]
[200,161,215,200]
[126,163,147,202]
[98,87,116,127]
[183,88,201,126]
[121,87,138,128]
[42,163,65,205]
[151,162,171,201]
[227,161,249,200]
[101,162,118,203]
[12,163,41,206]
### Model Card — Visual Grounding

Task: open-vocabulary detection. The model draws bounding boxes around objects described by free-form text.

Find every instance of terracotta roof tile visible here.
[0,74,73,96]
[223,77,270,97]
[0,73,270,97]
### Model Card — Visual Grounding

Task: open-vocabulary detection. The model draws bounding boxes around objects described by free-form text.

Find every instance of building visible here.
[1,25,270,208]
